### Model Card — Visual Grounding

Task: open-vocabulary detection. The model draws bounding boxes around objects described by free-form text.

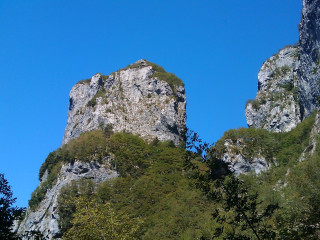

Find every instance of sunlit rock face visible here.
[222,139,269,175]
[62,59,187,146]
[245,46,301,133]
[246,0,320,132]
[15,60,186,239]
[15,159,117,240]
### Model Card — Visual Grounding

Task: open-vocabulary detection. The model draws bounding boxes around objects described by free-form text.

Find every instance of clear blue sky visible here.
[0,0,302,207]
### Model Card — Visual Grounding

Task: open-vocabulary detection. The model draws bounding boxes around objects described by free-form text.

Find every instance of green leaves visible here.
[62,197,143,240]
[0,173,25,240]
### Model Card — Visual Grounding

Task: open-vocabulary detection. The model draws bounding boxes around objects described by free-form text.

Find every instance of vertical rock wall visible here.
[62,59,187,146]
[246,0,320,132]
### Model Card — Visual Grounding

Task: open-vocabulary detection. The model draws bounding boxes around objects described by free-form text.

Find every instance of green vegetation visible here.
[201,112,319,239]
[271,65,291,79]
[246,98,264,111]
[56,133,216,239]
[30,130,109,210]
[316,56,320,65]
[279,82,294,91]
[63,196,143,240]
[28,112,320,239]
[81,60,184,107]
[292,86,299,102]
[121,60,165,73]
[87,89,107,107]
[150,72,184,92]
[101,74,108,81]
[215,112,315,165]
[77,78,91,85]
[121,60,184,93]
[313,67,318,74]
[0,173,25,240]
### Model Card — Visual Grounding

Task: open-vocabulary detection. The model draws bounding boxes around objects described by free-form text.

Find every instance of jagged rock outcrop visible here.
[16,60,186,239]
[297,0,320,118]
[221,139,269,175]
[62,59,186,146]
[246,0,320,132]
[245,46,301,132]
[15,160,117,239]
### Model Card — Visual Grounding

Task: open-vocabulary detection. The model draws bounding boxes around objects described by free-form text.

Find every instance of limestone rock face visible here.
[297,0,320,118]
[246,0,320,132]
[15,160,118,240]
[16,60,186,239]
[62,59,187,146]
[245,46,301,132]
[220,139,269,175]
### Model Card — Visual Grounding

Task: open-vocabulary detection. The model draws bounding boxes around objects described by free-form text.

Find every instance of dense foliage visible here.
[57,133,216,239]
[63,197,142,240]
[0,173,24,239]
[27,112,320,239]
[199,112,320,239]
[30,130,108,210]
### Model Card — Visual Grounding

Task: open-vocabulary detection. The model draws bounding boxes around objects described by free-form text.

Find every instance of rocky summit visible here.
[13,0,320,239]
[62,59,186,146]
[15,60,186,239]
[245,0,320,133]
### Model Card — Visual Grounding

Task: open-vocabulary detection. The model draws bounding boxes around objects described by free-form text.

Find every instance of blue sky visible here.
[0,0,302,207]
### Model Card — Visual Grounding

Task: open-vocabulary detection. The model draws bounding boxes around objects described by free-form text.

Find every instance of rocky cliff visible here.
[245,45,301,132]
[245,0,320,133]
[297,0,320,118]
[16,60,186,239]
[62,59,186,146]
[226,0,320,174]
[15,160,117,239]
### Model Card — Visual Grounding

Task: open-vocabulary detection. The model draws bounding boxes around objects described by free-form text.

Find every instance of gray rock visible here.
[15,159,118,240]
[62,59,187,146]
[245,46,301,132]
[246,0,320,132]
[221,139,269,175]
[16,60,186,239]
[297,0,320,118]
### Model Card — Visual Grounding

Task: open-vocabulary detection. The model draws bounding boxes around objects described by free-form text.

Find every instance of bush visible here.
[120,60,184,93]
[271,65,291,79]
[31,130,109,210]
[246,99,260,110]
[150,72,184,91]
[77,79,91,85]
[87,89,106,108]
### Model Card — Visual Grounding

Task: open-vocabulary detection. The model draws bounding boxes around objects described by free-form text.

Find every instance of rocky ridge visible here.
[245,46,301,133]
[220,139,269,175]
[16,60,186,239]
[226,0,320,174]
[62,59,186,146]
[15,160,117,239]
[245,0,320,133]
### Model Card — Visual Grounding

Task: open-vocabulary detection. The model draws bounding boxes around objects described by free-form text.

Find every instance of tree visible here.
[209,175,278,239]
[0,173,25,240]
[62,197,143,240]
[186,130,278,240]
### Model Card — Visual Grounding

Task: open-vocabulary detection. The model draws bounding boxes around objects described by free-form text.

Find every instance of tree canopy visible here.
[0,173,24,240]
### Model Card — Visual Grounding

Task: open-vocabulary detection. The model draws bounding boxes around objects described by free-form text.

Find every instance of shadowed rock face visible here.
[297,0,320,118]
[246,0,320,133]
[245,46,301,133]
[62,59,187,146]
